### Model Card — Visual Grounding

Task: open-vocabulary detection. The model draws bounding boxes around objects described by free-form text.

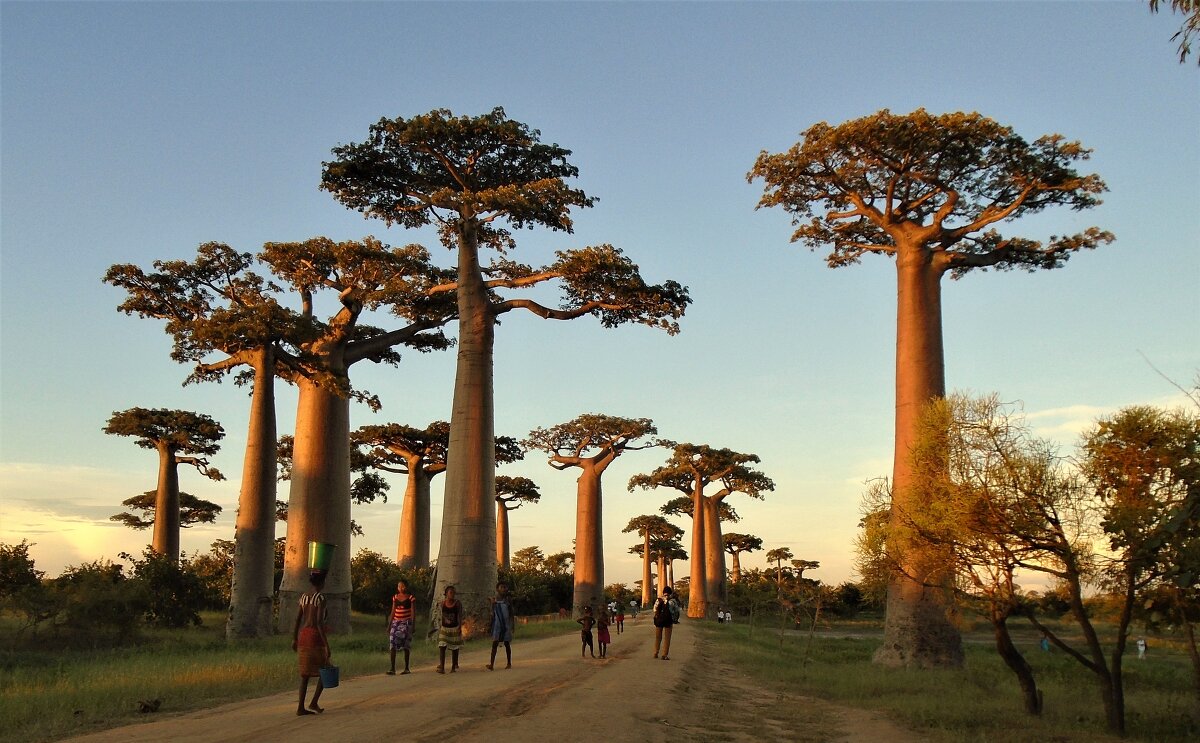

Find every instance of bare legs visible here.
[487,640,512,670]
[296,676,324,715]
[437,646,460,673]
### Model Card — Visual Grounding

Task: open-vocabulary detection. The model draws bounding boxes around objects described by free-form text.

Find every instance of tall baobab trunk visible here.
[227,350,277,639]
[396,463,431,569]
[640,530,653,607]
[278,377,353,633]
[572,466,605,616]
[668,559,674,587]
[435,226,496,637]
[657,554,668,594]
[703,495,727,614]
[875,251,964,668]
[152,444,181,562]
[688,484,708,618]
[730,550,742,584]
[496,501,511,569]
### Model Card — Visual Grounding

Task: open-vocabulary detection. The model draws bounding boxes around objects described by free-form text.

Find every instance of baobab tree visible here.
[111,491,222,532]
[525,414,669,615]
[792,559,820,581]
[354,424,524,569]
[631,444,773,618]
[322,108,690,633]
[630,536,686,595]
[262,236,454,632]
[751,109,1111,668]
[105,243,298,639]
[495,475,541,569]
[103,408,225,564]
[661,494,741,606]
[723,532,763,584]
[623,514,683,606]
[352,422,449,569]
[765,546,794,589]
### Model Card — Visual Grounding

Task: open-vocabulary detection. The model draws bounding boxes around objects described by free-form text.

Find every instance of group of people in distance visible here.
[291,572,687,716]
[714,606,733,624]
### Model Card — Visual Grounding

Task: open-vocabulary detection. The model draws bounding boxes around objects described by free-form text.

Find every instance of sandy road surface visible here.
[62,616,918,743]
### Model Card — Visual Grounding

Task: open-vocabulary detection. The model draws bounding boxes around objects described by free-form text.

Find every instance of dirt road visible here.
[62,615,918,743]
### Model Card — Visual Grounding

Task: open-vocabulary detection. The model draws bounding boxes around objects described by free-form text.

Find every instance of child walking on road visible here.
[386,579,414,675]
[437,585,463,674]
[578,606,596,658]
[487,581,514,670]
[597,607,611,658]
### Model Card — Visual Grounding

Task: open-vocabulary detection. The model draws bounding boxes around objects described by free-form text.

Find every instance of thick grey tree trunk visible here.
[226,351,277,639]
[396,464,431,569]
[152,445,181,563]
[640,531,653,607]
[703,495,727,614]
[277,378,353,634]
[875,252,963,668]
[572,467,604,616]
[434,227,496,638]
[496,501,510,569]
[687,486,708,618]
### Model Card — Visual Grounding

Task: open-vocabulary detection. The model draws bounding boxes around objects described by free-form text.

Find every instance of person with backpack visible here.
[652,586,679,660]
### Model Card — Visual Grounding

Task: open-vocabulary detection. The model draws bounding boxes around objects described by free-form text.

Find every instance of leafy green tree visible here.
[751,109,1111,668]
[723,533,763,584]
[105,243,297,639]
[110,490,222,531]
[1149,0,1200,63]
[510,545,545,573]
[495,475,540,569]
[543,551,574,578]
[103,408,225,563]
[623,514,682,606]
[322,108,690,634]
[632,444,772,618]
[525,414,669,617]
[122,549,208,628]
[190,539,234,610]
[1079,405,1200,727]
[261,236,454,633]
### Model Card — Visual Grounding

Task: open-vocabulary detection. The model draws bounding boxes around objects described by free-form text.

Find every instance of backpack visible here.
[668,598,681,624]
[653,598,671,627]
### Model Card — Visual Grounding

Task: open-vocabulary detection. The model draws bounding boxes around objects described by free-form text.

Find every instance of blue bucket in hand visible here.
[319,665,339,689]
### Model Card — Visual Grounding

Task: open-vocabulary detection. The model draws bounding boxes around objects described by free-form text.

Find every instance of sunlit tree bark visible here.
[752,109,1111,667]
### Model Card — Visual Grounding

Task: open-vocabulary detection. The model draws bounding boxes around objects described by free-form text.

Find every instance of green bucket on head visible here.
[308,541,336,571]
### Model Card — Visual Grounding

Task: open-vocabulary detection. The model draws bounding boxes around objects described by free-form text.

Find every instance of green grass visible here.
[703,619,1199,742]
[0,612,577,743]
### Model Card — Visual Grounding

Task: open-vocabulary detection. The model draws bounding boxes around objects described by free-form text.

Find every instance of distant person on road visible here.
[597,606,612,658]
[578,605,596,658]
[292,571,330,716]
[1136,637,1147,659]
[386,579,415,675]
[724,610,732,623]
[652,586,679,660]
[437,585,463,674]
[716,606,725,623]
[487,581,514,670]
[615,606,625,634]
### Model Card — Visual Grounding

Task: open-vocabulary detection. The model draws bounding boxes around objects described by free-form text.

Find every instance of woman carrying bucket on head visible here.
[292,542,335,715]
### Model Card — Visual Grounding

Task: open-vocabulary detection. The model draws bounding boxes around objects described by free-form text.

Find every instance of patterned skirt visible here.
[438,625,463,650]
[389,618,413,650]
[297,627,326,677]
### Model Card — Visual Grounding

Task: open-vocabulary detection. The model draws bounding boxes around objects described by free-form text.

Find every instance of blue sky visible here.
[2,1,1197,589]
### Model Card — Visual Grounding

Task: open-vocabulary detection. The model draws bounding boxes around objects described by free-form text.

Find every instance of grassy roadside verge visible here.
[0,613,576,743]
[700,620,1198,742]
